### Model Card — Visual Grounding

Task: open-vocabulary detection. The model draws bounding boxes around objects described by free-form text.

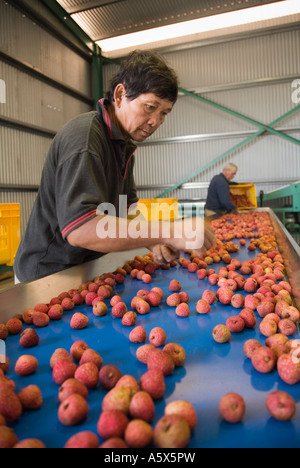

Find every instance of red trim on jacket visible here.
[62,209,97,239]
[123,147,137,182]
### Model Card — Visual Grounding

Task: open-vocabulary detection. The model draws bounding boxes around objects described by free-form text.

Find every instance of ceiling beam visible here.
[62,0,127,15]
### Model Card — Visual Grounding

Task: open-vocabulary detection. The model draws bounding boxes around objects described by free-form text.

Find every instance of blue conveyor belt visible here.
[3,240,300,448]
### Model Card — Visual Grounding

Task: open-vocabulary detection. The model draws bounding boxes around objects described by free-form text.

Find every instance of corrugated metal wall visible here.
[103,27,300,202]
[0,0,92,233]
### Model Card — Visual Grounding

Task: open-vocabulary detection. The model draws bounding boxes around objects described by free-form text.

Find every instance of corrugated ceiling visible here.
[56,0,286,41]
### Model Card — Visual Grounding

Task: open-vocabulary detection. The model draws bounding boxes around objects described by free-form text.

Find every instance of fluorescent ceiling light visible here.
[97,0,300,53]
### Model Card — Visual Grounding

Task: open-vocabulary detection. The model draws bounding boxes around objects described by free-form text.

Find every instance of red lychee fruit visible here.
[129,391,155,423]
[166,293,181,307]
[165,400,197,430]
[175,303,190,317]
[15,355,38,376]
[122,311,137,326]
[70,313,89,330]
[52,360,77,385]
[219,393,246,423]
[244,295,260,311]
[70,341,89,361]
[259,318,278,337]
[153,414,191,448]
[136,344,155,364]
[226,316,245,333]
[99,437,128,448]
[140,369,165,400]
[0,324,8,341]
[163,343,186,367]
[146,291,162,307]
[196,299,211,315]
[58,378,88,403]
[266,391,296,421]
[179,291,189,303]
[112,302,128,319]
[102,386,133,414]
[58,393,89,426]
[202,290,216,305]
[18,385,43,410]
[278,318,296,336]
[149,327,167,347]
[0,426,18,448]
[64,431,99,448]
[50,348,73,368]
[32,311,50,328]
[124,419,153,448]
[34,303,49,314]
[169,280,182,292]
[277,354,300,385]
[48,304,63,321]
[85,292,97,306]
[115,375,139,394]
[93,300,107,317]
[129,326,147,344]
[212,325,231,343]
[99,365,122,390]
[217,287,234,305]
[16,439,45,448]
[244,339,262,359]
[75,362,99,389]
[22,309,35,325]
[0,382,23,423]
[19,328,40,348]
[147,349,175,376]
[251,347,276,374]
[79,349,103,369]
[231,294,245,309]
[6,318,23,335]
[239,308,257,329]
[135,298,150,315]
[97,410,129,440]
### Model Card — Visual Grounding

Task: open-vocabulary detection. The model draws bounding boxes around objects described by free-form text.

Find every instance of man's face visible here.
[224,168,237,181]
[114,86,174,142]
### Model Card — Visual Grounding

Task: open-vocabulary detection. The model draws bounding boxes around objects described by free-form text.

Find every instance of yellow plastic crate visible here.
[230,184,257,210]
[138,199,178,221]
[0,203,21,266]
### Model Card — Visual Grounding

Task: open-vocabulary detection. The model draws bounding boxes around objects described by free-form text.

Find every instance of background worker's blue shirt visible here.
[205,173,237,214]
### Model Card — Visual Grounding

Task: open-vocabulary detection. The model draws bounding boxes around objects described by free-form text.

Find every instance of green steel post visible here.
[40,0,94,53]
[179,88,300,147]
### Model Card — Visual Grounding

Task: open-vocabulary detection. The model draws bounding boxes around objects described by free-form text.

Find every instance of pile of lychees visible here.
[178,211,299,424]
[0,211,299,446]
[0,251,198,448]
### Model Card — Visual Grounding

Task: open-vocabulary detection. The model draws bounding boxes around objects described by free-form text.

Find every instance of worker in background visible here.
[204,163,239,217]
[14,49,215,283]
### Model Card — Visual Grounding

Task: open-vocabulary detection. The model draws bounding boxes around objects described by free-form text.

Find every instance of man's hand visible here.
[150,218,216,264]
[150,244,180,264]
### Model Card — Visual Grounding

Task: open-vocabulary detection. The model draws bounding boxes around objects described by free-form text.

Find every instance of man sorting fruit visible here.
[204,163,239,217]
[14,50,215,283]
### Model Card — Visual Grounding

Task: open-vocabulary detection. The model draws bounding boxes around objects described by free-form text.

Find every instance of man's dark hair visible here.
[106,50,179,104]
